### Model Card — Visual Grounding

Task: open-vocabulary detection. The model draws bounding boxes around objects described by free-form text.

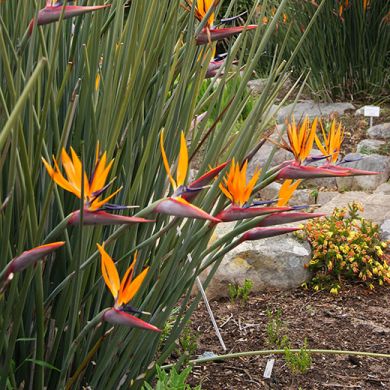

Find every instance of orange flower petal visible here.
[277,179,302,207]
[176,132,188,187]
[70,147,90,197]
[97,244,120,300]
[160,130,177,190]
[42,157,81,198]
[118,253,149,306]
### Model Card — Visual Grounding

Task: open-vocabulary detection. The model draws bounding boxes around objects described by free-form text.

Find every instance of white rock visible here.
[188,169,198,183]
[316,191,339,205]
[380,219,390,241]
[318,192,390,225]
[374,182,390,194]
[336,153,390,192]
[258,182,314,206]
[247,141,292,176]
[200,224,312,299]
[367,122,390,140]
[248,77,292,95]
[289,189,315,206]
[357,139,386,154]
[247,78,268,93]
[277,100,355,123]
[258,181,281,201]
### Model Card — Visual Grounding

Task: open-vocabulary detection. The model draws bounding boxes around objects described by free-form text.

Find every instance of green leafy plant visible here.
[0,0,373,388]
[228,279,253,303]
[378,142,390,156]
[284,338,312,375]
[265,308,288,348]
[302,202,390,293]
[310,187,319,204]
[142,366,200,390]
[178,324,199,358]
[266,309,312,374]
[2,1,311,387]
[275,0,390,100]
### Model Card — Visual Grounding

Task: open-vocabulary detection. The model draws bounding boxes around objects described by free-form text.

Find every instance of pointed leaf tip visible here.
[68,209,155,226]
[104,308,160,332]
[5,241,64,276]
[196,25,257,45]
[241,226,301,242]
[36,4,111,27]
[216,205,292,222]
[154,198,220,223]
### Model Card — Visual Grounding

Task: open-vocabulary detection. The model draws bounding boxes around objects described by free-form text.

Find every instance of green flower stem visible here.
[254,169,281,193]
[0,58,47,152]
[33,264,45,389]
[202,214,267,257]
[65,330,111,390]
[64,155,86,380]
[42,215,72,244]
[43,199,167,306]
[0,263,11,283]
[0,269,35,389]
[161,349,390,370]
[59,309,108,387]
[199,239,241,274]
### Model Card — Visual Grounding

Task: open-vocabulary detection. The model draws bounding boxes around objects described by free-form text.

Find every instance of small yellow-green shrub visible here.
[301,202,390,293]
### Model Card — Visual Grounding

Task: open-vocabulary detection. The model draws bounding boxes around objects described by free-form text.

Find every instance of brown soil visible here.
[186,285,390,389]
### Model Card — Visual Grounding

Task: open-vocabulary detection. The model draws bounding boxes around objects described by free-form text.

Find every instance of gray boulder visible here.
[247,141,292,176]
[258,181,315,206]
[247,78,268,94]
[277,100,354,123]
[357,139,386,155]
[248,77,292,96]
[374,182,390,194]
[304,176,338,190]
[380,219,390,241]
[367,122,390,140]
[336,153,390,191]
[289,189,315,206]
[258,181,281,200]
[316,191,339,205]
[201,228,311,299]
[318,192,390,225]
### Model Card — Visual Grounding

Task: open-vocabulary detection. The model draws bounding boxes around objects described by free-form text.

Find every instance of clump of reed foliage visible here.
[0,0,353,388]
[278,0,390,101]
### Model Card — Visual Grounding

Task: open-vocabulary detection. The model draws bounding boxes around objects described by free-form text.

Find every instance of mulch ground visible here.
[186,284,390,389]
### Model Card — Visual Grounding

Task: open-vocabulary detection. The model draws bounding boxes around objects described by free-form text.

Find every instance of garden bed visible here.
[186,284,390,389]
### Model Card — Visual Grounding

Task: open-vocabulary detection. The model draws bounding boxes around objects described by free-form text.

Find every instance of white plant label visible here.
[363,105,380,117]
[263,358,275,379]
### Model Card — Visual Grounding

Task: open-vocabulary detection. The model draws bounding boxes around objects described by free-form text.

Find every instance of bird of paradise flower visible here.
[97,244,160,331]
[156,130,221,222]
[182,0,257,44]
[315,119,344,164]
[27,1,110,36]
[42,143,154,225]
[215,159,293,221]
[274,116,378,179]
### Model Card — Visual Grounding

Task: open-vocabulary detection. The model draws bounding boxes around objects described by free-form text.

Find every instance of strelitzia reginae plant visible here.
[0,242,65,287]
[216,159,292,221]
[97,244,160,332]
[183,0,257,44]
[29,1,111,33]
[42,144,155,225]
[277,0,390,100]
[0,0,376,388]
[155,130,221,222]
[275,116,379,179]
